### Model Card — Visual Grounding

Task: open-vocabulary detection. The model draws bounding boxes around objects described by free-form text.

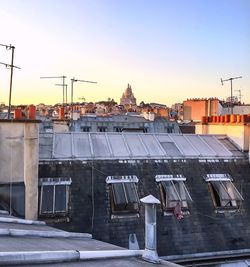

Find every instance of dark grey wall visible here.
[39,159,250,256]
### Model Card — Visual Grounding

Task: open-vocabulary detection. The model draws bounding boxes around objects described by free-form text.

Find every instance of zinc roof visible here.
[39,132,244,160]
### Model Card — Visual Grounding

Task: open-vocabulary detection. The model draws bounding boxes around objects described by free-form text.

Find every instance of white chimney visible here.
[140,194,160,263]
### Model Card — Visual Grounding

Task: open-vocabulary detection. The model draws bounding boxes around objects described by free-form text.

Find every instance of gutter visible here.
[162,249,250,265]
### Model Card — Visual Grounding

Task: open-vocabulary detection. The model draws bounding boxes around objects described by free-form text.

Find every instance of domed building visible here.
[120,84,137,106]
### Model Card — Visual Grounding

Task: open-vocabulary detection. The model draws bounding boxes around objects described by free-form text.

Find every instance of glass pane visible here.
[124,183,138,203]
[41,185,54,213]
[162,181,180,201]
[112,183,126,205]
[162,181,191,209]
[178,181,192,201]
[224,181,243,200]
[0,183,25,217]
[55,185,67,212]
[211,181,231,201]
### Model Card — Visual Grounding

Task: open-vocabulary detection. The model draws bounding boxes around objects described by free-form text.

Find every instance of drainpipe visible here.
[140,194,160,263]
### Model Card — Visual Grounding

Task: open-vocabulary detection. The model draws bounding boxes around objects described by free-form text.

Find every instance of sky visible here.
[0,0,249,106]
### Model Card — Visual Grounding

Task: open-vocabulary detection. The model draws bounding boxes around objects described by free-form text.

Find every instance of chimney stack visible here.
[140,194,160,263]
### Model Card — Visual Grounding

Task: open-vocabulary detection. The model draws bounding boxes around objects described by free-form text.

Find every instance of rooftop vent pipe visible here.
[140,194,160,263]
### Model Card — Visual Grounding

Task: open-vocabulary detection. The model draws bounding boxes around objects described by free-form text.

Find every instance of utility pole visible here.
[40,76,66,105]
[234,89,243,103]
[0,44,21,119]
[221,76,242,114]
[71,78,97,105]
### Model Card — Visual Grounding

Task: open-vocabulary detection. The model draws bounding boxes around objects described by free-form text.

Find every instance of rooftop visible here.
[39,132,245,161]
[0,212,181,266]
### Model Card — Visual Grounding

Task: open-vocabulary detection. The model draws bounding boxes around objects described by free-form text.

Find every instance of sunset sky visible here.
[0,0,249,106]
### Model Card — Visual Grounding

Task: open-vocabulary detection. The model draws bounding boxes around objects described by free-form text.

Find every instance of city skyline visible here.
[0,0,249,106]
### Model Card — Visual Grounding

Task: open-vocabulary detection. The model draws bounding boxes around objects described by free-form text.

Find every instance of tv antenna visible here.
[55,83,68,105]
[234,89,243,103]
[221,76,242,114]
[40,76,67,105]
[0,43,21,119]
[70,78,97,104]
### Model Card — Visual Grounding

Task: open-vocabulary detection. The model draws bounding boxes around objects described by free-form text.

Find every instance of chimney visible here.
[28,105,36,120]
[14,109,22,119]
[140,194,160,263]
[59,107,65,119]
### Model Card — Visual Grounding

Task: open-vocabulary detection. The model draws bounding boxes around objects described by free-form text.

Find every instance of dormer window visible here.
[39,177,71,217]
[205,174,243,210]
[156,175,192,215]
[106,176,139,218]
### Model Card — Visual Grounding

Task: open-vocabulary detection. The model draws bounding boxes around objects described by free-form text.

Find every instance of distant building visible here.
[196,114,250,152]
[183,98,222,122]
[120,84,137,107]
[221,104,250,115]
[69,114,180,133]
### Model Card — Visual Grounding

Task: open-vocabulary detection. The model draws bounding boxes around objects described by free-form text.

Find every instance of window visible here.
[81,126,91,132]
[106,176,139,217]
[205,174,243,209]
[44,125,53,133]
[39,178,71,216]
[114,127,123,132]
[0,182,25,217]
[98,126,107,132]
[156,175,192,214]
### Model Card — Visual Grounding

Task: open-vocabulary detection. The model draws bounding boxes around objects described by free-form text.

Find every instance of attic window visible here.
[39,178,71,216]
[106,176,139,217]
[156,175,192,213]
[205,174,243,209]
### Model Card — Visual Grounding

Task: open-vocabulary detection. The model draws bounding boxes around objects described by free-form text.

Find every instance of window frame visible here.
[106,175,140,218]
[156,174,192,214]
[205,174,243,210]
[39,178,71,217]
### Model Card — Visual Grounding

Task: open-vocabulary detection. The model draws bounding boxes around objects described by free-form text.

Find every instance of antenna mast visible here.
[221,76,242,114]
[0,43,21,119]
[40,76,66,105]
[70,78,97,105]
[234,89,243,103]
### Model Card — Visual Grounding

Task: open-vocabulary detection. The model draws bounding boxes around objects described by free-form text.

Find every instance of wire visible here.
[91,160,95,233]
[10,137,13,216]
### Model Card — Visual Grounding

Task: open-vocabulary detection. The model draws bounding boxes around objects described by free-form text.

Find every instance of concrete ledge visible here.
[79,250,143,260]
[0,250,143,265]
[0,251,79,265]
[0,210,9,215]
[0,217,45,225]
[0,228,92,239]
[8,229,92,239]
